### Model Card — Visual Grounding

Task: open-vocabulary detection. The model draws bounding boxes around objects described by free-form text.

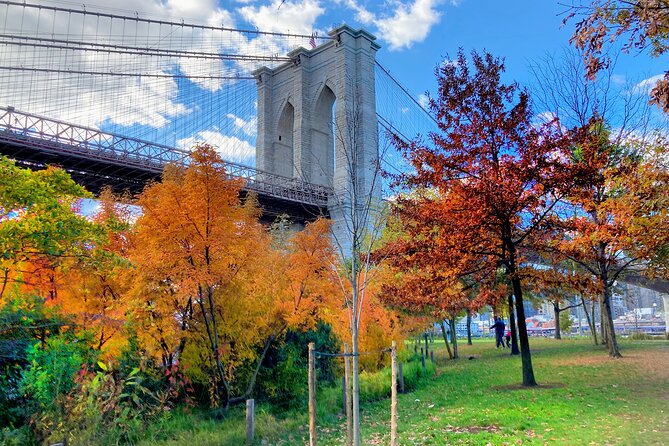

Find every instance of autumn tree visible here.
[52,188,135,354]
[546,121,669,357]
[564,0,669,111]
[390,50,576,386]
[0,157,101,301]
[375,213,484,360]
[131,145,269,408]
[232,218,341,400]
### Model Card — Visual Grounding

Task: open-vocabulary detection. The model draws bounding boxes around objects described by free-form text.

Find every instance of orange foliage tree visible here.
[52,188,135,355]
[130,145,267,407]
[544,122,669,357]
[0,158,100,302]
[130,145,344,407]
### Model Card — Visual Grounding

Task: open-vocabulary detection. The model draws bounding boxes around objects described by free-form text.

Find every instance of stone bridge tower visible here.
[254,26,381,248]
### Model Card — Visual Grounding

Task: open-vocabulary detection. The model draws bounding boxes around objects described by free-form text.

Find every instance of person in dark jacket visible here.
[490,317,506,348]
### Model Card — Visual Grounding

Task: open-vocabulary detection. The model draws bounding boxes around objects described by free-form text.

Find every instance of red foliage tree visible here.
[388,50,576,386]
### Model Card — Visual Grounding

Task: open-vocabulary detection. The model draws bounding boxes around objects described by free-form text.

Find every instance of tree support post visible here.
[245,399,254,446]
[390,340,398,446]
[344,343,352,446]
[308,342,317,446]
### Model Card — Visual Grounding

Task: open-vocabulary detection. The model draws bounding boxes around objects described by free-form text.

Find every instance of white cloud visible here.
[374,0,445,50]
[0,0,319,158]
[342,0,376,24]
[418,93,429,109]
[226,114,257,137]
[238,0,325,35]
[341,0,445,50]
[635,74,665,94]
[611,74,627,86]
[536,111,558,124]
[177,130,255,163]
[534,111,567,135]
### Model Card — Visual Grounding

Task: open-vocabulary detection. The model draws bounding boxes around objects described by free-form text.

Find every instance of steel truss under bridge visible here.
[0,107,332,221]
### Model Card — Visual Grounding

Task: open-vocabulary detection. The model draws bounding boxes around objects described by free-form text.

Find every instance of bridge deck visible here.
[0,107,332,223]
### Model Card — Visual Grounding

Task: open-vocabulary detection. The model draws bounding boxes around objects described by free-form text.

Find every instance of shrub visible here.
[21,333,97,408]
[32,362,173,446]
[0,425,33,446]
[628,332,665,341]
[0,294,70,431]
[256,321,341,409]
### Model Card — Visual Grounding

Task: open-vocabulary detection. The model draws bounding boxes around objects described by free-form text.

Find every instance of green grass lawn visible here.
[138,337,669,445]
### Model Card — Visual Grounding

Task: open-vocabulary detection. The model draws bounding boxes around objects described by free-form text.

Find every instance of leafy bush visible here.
[257,321,341,409]
[0,425,33,446]
[628,332,665,341]
[21,333,97,408]
[32,362,176,446]
[0,294,70,430]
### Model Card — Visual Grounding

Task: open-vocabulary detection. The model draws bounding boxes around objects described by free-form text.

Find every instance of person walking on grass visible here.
[490,317,506,348]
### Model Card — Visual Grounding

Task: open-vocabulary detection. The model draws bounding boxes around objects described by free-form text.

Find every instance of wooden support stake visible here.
[344,343,352,446]
[246,399,254,446]
[398,362,405,394]
[430,350,434,363]
[341,376,346,414]
[390,341,398,446]
[424,333,429,357]
[308,342,317,446]
[421,354,426,372]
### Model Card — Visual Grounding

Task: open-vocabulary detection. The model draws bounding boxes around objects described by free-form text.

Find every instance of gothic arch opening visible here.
[311,84,336,186]
[275,100,294,177]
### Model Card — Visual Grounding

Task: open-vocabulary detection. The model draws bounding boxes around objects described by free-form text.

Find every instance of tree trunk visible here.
[450,317,459,359]
[581,297,598,345]
[510,275,537,386]
[230,334,277,405]
[589,297,598,344]
[602,281,622,358]
[552,301,562,340]
[440,320,453,359]
[197,286,231,408]
[466,310,473,345]
[507,293,520,355]
[599,296,607,348]
[424,332,429,357]
[350,323,360,445]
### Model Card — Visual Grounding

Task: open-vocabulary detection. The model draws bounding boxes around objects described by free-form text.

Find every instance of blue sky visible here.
[2,0,666,165]
[342,0,665,102]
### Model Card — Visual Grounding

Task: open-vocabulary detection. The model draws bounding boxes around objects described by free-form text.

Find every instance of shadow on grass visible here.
[491,382,566,391]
